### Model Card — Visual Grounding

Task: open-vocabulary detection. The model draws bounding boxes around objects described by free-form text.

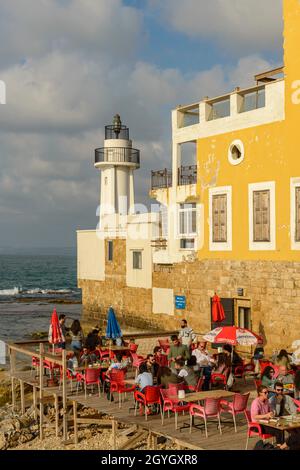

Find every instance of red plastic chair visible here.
[160,389,191,430]
[129,343,138,353]
[76,367,101,398]
[31,356,40,376]
[245,409,273,450]
[293,398,300,411]
[134,385,162,420]
[234,364,244,379]
[155,354,168,367]
[210,372,228,389]
[99,349,110,361]
[168,382,186,395]
[130,352,146,377]
[190,376,204,392]
[259,360,272,375]
[254,379,262,391]
[109,369,135,408]
[220,392,250,432]
[158,339,170,354]
[189,398,222,437]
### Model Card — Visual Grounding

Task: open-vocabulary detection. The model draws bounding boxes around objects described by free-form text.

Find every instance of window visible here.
[209,186,232,251]
[290,178,300,250]
[228,140,245,166]
[212,194,227,242]
[180,238,195,249]
[108,240,113,261]
[248,182,275,251]
[239,87,265,113]
[132,251,142,270]
[253,190,270,242]
[178,203,196,236]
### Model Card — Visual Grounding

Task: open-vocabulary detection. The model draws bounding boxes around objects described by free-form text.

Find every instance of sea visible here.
[0,248,82,343]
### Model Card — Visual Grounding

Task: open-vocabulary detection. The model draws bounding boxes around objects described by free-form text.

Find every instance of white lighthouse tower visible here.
[95,115,140,236]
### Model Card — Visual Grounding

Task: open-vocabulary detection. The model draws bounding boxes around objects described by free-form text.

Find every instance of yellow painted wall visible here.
[196,0,300,261]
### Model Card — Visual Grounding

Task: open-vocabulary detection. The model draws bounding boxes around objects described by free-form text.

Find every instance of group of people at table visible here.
[49,315,300,447]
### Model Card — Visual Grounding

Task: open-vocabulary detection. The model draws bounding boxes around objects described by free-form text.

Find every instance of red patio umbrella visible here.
[211,294,225,322]
[48,307,64,346]
[203,325,261,346]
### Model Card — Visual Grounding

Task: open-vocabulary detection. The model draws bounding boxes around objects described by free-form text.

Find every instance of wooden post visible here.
[112,420,117,450]
[33,386,37,420]
[11,377,16,411]
[9,347,16,411]
[55,395,59,438]
[39,343,44,440]
[73,401,78,445]
[19,380,25,415]
[147,432,152,450]
[62,350,68,442]
[152,434,158,450]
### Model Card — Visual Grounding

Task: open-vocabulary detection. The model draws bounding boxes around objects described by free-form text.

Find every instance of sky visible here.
[0,0,283,249]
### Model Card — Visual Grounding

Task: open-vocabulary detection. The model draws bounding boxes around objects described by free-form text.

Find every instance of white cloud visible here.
[0,0,278,247]
[149,0,282,56]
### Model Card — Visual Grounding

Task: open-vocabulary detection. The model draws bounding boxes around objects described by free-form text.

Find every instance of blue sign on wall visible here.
[175,295,186,309]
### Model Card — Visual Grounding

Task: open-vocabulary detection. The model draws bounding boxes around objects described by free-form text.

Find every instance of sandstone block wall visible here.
[79,238,300,353]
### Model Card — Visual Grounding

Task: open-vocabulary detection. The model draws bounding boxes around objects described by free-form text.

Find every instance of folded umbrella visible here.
[106,307,122,340]
[211,294,225,322]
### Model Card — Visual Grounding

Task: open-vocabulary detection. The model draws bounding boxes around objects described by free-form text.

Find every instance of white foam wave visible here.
[0,287,20,296]
[0,287,75,296]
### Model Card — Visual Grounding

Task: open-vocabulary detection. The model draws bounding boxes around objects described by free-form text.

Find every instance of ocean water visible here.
[0,250,81,301]
[0,249,82,343]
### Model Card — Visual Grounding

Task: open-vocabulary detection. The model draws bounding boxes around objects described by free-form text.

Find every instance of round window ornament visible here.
[228,140,244,166]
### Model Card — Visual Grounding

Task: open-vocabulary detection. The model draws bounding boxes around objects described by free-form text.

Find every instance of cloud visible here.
[0,0,278,247]
[0,0,142,69]
[148,0,282,56]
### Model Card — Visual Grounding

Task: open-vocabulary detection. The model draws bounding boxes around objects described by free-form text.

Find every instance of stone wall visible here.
[79,239,300,353]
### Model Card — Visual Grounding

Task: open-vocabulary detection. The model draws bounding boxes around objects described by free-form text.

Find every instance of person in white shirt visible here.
[192,342,214,367]
[192,342,215,391]
[178,319,196,348]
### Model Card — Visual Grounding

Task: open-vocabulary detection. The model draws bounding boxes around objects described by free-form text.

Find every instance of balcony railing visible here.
[151,168,172,189]
[151,165,197,189]
[178,165,197,185]
[95,147,140,166]
[105,125,129,140]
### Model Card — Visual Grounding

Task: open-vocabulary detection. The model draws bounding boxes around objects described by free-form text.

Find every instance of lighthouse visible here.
[95,115,140,234]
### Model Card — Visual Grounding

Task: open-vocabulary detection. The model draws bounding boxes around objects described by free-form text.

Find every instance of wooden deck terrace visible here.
[7,342,259,450]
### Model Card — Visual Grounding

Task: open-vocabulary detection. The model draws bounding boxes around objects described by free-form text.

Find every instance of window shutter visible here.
[212,194,227,242]
[296,188,300,242]
[253,190,270,242]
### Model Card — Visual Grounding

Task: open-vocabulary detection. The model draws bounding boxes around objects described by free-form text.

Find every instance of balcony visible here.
[151,165,197,190]
[95,147,140,167]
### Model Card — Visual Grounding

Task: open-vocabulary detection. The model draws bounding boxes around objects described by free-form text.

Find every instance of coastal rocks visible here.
[0,405,37,450]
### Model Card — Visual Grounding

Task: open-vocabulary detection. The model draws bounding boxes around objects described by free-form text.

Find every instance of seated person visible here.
[192,341,215,367]
[294,369,300,400]
[67,352,78,375]
[168,335,190,364]
[277,365,294,385]
[275,350,292,370]
[85,328,102,351]
[269,381,297,417]
[223,344,243,368]
[278,429,300,450]
[157,366,179,388]
[174,359,197,389]
[253,345,264,360]
[106,352,127,374]
[79,346,97,366]
[146,354,159,379]
[187,355,200,374]
[261,366,276,391]
[135,362,153,393]
[251,385,284,444]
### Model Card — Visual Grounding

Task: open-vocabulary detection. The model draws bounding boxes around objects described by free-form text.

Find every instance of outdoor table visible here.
[74,363,109,372]
[124,378,136,385]
[258,415,300,442]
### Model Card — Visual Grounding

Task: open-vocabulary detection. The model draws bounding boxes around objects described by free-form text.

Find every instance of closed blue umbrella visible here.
[106,307,122,339]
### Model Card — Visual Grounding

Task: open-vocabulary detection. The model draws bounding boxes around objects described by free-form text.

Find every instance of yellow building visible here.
[78,0,300,353]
